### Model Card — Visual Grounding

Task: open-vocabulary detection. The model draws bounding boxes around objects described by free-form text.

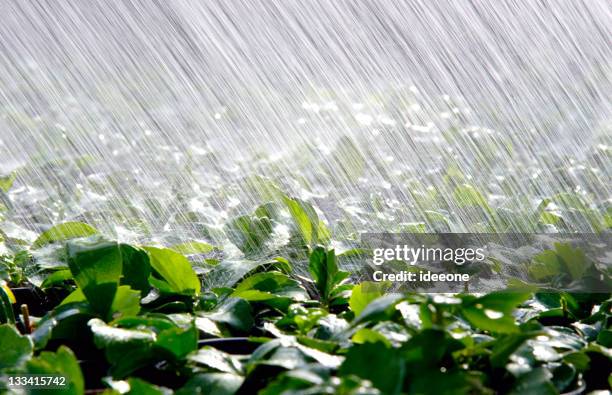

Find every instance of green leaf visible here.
[0,283,16,325]
[189,347,243,374]
[349,281,390,316]
[407,370,491,395]
[200,297,254,333]
[60,288,86,305]
[551,192,589,211]
[453,184,490,209]
[540,212,562,225]
[597,329,612,348]
[109,285,141,318]
[351,328,392,347]
[530,243,590,282]
[0,172,16,193]
[0,324,33,369]
[551,363,576,393]
[171,241,215,255]
[283,196,330,247]
[461,292,529,333]
[31,302,95,349]
[32,222,98,249]
[509,367,557,395]
[67,237,122,317]
[40,269,73,289]
[554,243,588,280]
[339,341,405,395]
[309,247,347,305]
[563,351,590,372]
[225,215,273,255]
[402,329,464,369]
[89,318,157,378]
[232,271,307,302]
[90,315,195,377]
[26,346,84,395]
[120,244,151,294]
[350,294,403,328]
[490,332,540,368]
[156,321,198,359]
[89,317,156,345]
[178,373,244,395]
[143,246,201,295]
[94,314,198,366]
[247,337,341,371]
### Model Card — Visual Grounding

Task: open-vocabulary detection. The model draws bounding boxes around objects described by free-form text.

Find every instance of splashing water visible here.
[0,1,610,254]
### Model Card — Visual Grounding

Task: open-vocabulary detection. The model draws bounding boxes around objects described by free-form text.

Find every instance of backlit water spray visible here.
[0,1,610,259]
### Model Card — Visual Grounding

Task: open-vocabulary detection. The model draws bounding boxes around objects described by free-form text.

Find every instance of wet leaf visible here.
[120,244,151,294]
[349,281,391,316]
[0,172,16,193]
[144,246,201,295]
[308,247,348,305]
[200,297,254,333]
[0,324,33,369]
[508,367,556,395]
[31,302,95,349]
[340,341,405,395]
[461,292,530,333]
[178,373,244,395]
[284,196,330,247]
[232,271,306,302]
[32,222,98,249]
[171,241,215,255]
[189,346,243,374]
[0,283,16,324]
[350,293,404,328]
[67,237,122,316]
[225,215,273,255]
[26,346,84,395]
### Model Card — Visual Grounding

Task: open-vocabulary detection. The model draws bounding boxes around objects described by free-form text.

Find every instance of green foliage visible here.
[308,246,350,306]
[199,297,254,333]
[453,184,490,209]
[0,282,16,324]
[26,346,84,395]
[284,196,330,248]
[349,281,391,316]
[30,302,94,349]
[32,222,98,249]
[340,341,405,395]
[89,315,197,378]
[179,373,244,395]
[0,195,609,394]
[0,324,33,370]
[225,214,273,255]
[67,237,123,317]
[0,172,16,193]
[171,240,215,255]
[0,84,610,394]
[232,271,307,310]
[143,246,201,295]
[460,292,530,333]
[120,244,151,294]
[530,243,589,281]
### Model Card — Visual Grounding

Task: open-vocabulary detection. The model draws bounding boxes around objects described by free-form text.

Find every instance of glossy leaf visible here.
[67,237,122,316]
[0,324,33,369]
[349,281,390,316]
[32,222,98,249]
[26,346,84,395]
[144,246,201,295]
